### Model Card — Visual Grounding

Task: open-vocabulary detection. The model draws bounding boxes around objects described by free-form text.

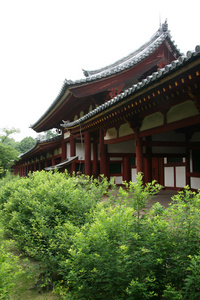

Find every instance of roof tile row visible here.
[61,45,200,129]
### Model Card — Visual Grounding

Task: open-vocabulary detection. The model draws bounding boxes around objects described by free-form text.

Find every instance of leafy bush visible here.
[0,229,23,299]
[0,170,113,284]
[1,172,200,299]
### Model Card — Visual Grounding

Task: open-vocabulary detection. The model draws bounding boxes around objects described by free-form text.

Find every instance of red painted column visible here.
[135,128,143,174]
[99,129,107,177]
[144,136,152,183]
[61,132,67,161]
[123,157,131,182]
[185,132,191,186]
[45,159,48,169]
[93,139,98,178]
[52,156,55,166]
[70,135,76,173]
[84,132,91,176]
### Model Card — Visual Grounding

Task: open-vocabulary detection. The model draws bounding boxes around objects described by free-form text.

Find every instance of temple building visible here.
[13,21,200,190]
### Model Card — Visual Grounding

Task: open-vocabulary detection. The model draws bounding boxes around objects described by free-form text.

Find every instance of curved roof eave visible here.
[60,46,200,130]
[31,84,70,131]
[19,135,62,159]
[82,21,181,78]
[31,21,181,132]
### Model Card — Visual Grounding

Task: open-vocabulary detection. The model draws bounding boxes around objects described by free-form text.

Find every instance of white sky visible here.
[0,0,199,141]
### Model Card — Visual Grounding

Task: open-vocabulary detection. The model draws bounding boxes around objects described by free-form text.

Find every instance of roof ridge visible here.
[82,21,179,78]
[61,45,200,129]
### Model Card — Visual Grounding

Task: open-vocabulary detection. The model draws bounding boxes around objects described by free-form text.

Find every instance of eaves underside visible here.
[63,50,200,132]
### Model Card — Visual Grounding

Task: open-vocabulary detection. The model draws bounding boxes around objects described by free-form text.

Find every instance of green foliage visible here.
[15,137,36,154]
[37,130,58,141]
[0,128,20,144]
[0,128,21,178]
[1,172,200,299]
[0,143,19,178]
[0,171,112,287]
[0,224,23,299]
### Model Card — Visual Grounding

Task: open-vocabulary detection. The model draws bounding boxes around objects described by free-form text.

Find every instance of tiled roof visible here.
[82,21,181,79]
[32,21,180,130]
[60,45,200,129]
[19,134,62,158]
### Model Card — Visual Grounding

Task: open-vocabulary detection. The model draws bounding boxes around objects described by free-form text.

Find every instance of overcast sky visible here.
[0,0,199,141]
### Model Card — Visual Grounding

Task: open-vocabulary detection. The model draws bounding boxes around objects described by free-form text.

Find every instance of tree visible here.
[37,129,58,141]
[0,128,20,177]
[16,136,36,154]
[0,128,20,143]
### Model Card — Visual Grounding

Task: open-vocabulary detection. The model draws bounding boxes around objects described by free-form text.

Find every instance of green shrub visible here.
[0,171,114,286]
[0,238,23,299]
[1,172,200,299]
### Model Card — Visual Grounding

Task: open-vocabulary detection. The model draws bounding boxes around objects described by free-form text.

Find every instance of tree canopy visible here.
[0,128,20,177]
[0,127,58,178]
[15,136,36,154]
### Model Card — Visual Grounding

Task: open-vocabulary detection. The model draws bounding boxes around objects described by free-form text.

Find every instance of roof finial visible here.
[159,12,161,28]
[162,19,168,32]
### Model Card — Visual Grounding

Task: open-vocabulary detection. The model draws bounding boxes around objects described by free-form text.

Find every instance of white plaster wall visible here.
[64,131,70,139]
[119,123,134,137]
[191,177,200,190]
[104,128,117,140]
[164,167,174,187]
[108,140,135,153]
[76,142,85,160]
[175,166,186,188]
[67,143,70,159]
[141,112,164,131]
[167,100,199,123]
[67,142,94,160]
[110,176,123,184]
[131,168,137,182]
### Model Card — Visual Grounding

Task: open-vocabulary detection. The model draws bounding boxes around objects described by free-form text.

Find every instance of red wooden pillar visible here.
[44,159,48,169]
[52,156,55,166]
[134,128,143,174]
[34,162,36,172]
[93,139,98,178]
[143,136,152,183]
[185,132,191,186]
[61,132,67,161]
[123,157,131,182]
[99,129,107,177]
[186,149,190,186]
[70,135,76,173]
[84,132,91,176]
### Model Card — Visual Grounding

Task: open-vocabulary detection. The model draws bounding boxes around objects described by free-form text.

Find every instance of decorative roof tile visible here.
[32,22,181,131]
[61,45,200,129]
[81,21,180,80]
